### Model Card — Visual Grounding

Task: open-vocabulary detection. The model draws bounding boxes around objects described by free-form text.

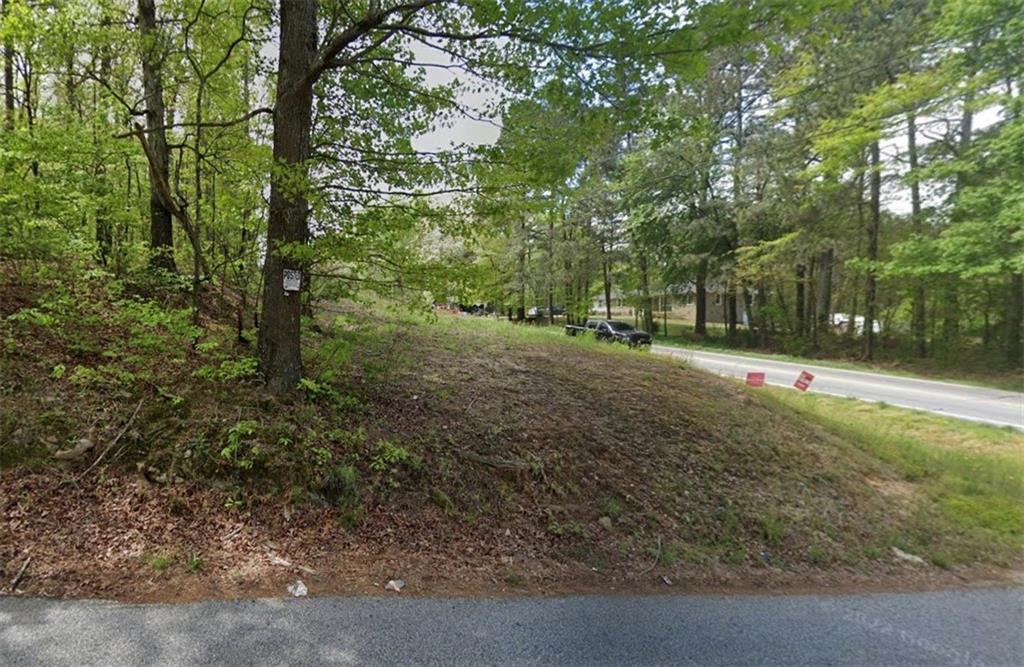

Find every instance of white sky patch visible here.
[407,40,503,153]
[881,105,1002,215]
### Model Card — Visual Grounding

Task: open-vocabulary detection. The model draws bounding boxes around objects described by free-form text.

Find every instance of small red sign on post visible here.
[794,370,815,391]
[746,372,765,387]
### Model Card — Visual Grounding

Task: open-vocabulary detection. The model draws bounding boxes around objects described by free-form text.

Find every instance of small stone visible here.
[385,579,405,592]
[661,576,673,586]
[287,580,308,597]
[891,547,926,565]
[598,516,613,531]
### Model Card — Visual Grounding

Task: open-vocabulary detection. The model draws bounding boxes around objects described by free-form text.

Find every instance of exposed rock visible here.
[892,547,926,565]
[385,579,405,592]
[287,580,308,597]
[598,516,614,531]
[53,438,94,461]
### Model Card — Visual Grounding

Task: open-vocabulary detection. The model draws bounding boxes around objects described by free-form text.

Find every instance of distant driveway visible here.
[652,345,1024,429]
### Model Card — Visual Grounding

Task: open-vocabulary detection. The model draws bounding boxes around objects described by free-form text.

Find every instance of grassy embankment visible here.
[2,271,1021,599]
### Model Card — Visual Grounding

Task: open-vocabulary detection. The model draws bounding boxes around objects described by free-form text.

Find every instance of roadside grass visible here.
[761,389,1024,566]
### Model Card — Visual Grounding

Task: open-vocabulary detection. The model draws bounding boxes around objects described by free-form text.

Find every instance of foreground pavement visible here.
[652,345,1024,430]
[2,588,1021,665]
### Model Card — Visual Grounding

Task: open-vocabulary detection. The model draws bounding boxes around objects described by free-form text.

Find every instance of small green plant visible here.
[186,552,204,572]
[327,427,367,446]
[370,439,419,473]
[503,570,525,587]
[430,488,456,516]
[144,552,174,571]
[312,447,333,468]
[194,357,259,382]
[298,377,340,403]
[600,497,625,519]
[548,520,590,539]
[321,464,360,509]
[760,514,788,547]
[220,420,260,471]
[50,364,66,379]
[807,544,828,565]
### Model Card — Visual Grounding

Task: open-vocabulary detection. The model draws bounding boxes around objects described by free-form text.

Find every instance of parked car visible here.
[526,306,565,320]
[565,319,652,348]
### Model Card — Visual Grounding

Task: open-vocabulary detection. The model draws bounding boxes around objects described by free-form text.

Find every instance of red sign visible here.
[794,370,815,391]
[746,372,765,387]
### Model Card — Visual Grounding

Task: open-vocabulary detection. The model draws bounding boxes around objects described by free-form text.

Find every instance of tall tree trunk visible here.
[907,113,927,358]
[137,0,175,270]
[816,248,834,331]
[602,248,612,320]
[639,249,654,333]
[2,0,13,131]
[795,264,806,337]
[1008,273,1024,367]
[864,141,881,360]
[726,282,738,338]
[943,97,973,346]
[755,283,768,346]
[547,216,555,326]
[694,261,707,336]
[257,0,317,393]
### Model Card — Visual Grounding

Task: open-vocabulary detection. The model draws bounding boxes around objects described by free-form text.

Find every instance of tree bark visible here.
[943,97,973,346]
[816,248,833,331]
[257,0,317,393]
[694,261,707,336]
[1008,273,1023,367]
[864,141,881,360]
[639,249,654,333]
[137,0,175,270]
[2,0,13,131]
[602,248,612,320]
[907,113,927,357]
[795,264,806,337]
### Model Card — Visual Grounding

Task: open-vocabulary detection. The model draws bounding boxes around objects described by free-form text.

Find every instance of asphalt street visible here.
[1,588,1021,665]
[652,345,1024,429]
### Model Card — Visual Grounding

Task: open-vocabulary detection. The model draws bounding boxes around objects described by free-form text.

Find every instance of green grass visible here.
[143,552,175,571]
[762,389,1024,565]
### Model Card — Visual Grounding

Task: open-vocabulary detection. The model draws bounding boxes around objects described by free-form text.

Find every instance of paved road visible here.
[2,589,1021,665]
[652,345,1024,429]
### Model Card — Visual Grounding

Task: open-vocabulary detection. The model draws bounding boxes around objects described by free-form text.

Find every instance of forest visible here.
[0,0,1021,397]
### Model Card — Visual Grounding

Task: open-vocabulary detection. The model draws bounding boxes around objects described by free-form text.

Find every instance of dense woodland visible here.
[0,0,1020,398]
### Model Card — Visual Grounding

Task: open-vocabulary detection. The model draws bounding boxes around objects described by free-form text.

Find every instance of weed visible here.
[600,497,626,519]
[370,439,420,473]
[548,520,590,539]
[807,544,827,565]
[144,552,174,571]
[221,420,260,471]
[503,570,525,587]
[760,514,788,546]
[430,488,456,516]
[298,377,339,404]
[186,552,204,572]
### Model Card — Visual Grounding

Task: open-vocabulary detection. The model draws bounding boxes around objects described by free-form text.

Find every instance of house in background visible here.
[592,283,748,326]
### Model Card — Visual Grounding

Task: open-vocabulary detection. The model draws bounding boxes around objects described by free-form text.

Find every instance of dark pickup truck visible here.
[565,319,653,348]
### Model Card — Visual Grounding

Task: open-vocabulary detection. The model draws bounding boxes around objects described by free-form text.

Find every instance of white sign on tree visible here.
[282,269,302,293]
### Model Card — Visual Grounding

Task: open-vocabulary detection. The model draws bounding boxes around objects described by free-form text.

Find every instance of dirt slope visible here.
[1,295,1018,601]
